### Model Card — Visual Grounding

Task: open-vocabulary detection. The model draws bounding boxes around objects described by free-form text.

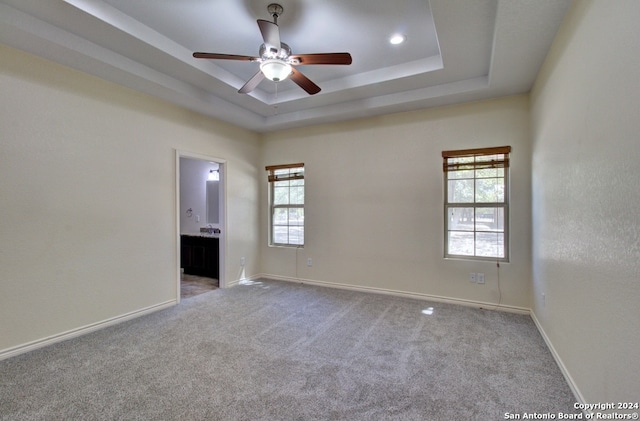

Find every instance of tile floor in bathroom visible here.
[180,274,218,299]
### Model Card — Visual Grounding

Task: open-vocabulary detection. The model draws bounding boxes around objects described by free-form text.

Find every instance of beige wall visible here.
[4,1,638,404]
[0,44,261,353]
[530,0,640,404]
[261,95,532,310]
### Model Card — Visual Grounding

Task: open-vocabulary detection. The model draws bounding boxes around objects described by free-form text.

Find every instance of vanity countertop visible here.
[181,233,220,239]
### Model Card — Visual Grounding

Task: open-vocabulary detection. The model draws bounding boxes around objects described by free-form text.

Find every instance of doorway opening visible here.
[176,151,226,302]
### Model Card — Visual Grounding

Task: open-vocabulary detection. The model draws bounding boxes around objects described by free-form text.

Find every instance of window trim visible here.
[266,163,305,247]
[442,146,510,262]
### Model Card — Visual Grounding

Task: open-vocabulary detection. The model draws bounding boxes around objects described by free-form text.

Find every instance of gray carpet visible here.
[0,279,578,420]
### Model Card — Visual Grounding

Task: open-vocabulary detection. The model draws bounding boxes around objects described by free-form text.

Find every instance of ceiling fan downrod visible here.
[267,3,283,25]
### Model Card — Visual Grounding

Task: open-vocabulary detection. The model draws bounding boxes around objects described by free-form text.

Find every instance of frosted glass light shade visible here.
[260,59,292,82]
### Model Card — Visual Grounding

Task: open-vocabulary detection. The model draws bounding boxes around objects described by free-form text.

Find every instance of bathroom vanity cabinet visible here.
[180,235,219,279]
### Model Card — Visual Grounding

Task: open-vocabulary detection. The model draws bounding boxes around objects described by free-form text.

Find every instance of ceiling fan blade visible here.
[290,68,321,95]
[257,19,281,51]
[290,53,352,65]
[193,52,257,61]
[238,71,266,94]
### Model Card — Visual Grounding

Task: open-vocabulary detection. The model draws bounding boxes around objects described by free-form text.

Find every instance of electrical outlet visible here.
[477,273,485,284]
[307,258,312,267]
[240,257,245,267]
[470,273,476,283]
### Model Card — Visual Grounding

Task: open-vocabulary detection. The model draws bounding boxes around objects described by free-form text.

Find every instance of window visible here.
[266,163,304,246]
[442,146,510,261]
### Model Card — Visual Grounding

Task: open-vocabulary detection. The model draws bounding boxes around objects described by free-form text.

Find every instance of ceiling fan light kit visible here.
[260,59,292,82]
[192,3,352,95]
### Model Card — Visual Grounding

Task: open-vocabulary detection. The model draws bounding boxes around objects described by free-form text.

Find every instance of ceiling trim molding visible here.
[0,0,571,132]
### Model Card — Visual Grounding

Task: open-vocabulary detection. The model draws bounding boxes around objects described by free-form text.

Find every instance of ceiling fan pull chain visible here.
[274,82,279,114]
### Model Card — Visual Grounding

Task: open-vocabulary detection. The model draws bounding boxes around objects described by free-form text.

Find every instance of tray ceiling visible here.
[0,0,571,132]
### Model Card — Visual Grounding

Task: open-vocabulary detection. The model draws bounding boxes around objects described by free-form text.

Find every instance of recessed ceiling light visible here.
[390,34,406,45]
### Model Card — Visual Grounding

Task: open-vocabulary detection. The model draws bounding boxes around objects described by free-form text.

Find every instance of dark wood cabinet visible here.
[181,235,219,279]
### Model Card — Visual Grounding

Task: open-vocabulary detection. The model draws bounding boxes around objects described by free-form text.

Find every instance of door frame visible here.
[175,150,227,303]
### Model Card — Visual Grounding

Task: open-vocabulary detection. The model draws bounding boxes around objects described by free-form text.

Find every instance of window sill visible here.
[444,256,510,264]
[268,244,304,249]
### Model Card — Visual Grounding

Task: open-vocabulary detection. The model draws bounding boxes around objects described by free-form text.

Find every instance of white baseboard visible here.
[0,299,177,361]
[4,276,582,410]
[226,272,263,288]
[225,279,240,288]
[255,273,530,315]
[530,310,586,407]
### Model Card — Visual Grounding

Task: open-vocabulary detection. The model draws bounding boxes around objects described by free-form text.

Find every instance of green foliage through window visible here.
[266,164,304,246]
[442,147,510,261]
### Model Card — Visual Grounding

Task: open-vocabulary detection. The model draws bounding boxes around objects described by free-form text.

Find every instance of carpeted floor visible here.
[0,279,579,420]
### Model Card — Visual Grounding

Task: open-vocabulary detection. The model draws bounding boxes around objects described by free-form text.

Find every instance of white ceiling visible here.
[0,0,571,132]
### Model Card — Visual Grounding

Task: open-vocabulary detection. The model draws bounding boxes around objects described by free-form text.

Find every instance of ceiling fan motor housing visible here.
[260,42,291,60]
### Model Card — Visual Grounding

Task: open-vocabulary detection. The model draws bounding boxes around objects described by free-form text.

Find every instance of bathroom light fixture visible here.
[208,169,219,181]
[260,59,292,82]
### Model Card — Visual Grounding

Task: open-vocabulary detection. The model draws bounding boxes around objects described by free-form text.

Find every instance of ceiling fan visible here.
[193,3,352,95]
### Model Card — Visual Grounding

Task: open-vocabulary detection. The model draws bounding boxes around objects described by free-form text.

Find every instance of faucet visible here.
[199,224,220,235]
[200,224,215,234]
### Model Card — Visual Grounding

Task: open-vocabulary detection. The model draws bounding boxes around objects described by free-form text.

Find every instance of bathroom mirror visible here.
[206,179,220,224]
